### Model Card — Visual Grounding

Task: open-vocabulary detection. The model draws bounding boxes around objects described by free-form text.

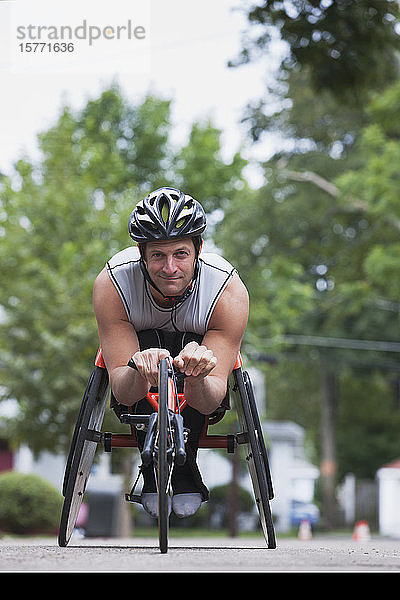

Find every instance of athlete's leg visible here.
[110,329,214,517]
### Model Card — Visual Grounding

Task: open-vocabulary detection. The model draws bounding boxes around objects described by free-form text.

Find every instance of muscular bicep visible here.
[202,273,249,380]
[93,268,140,374]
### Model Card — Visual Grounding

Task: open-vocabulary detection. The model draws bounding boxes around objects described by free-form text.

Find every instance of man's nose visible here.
[162,256,177,273]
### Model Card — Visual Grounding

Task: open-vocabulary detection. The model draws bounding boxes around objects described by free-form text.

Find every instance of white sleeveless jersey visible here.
[106,246,236,334]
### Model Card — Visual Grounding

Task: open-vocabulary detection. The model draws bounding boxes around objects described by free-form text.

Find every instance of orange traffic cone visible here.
[298,519,312,540]
[352,520,371,541]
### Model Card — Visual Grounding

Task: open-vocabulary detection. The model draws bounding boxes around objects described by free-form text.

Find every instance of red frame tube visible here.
[109,432,230,449]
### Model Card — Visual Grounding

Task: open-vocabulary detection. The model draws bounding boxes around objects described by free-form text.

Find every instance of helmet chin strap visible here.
[139,258,199,306]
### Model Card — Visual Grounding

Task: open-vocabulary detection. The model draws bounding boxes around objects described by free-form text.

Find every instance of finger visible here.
[180,348,202,375]
[157,349,171,361]
[133,349,170,387]
[174,341,199,373]
[183,345,211,376]
[173,355,185,372]
[148,349,170,385]
[192,352,217,377]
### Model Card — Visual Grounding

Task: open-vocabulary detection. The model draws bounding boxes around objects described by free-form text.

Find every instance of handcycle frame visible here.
[58,348,276,552]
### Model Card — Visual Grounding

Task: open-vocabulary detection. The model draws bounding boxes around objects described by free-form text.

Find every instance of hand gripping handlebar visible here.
[126,356,187,466]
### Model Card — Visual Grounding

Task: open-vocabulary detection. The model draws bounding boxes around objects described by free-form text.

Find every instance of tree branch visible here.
[276,160,400,232]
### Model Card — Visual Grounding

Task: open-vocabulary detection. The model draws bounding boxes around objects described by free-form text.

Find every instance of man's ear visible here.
[137,243,147,262]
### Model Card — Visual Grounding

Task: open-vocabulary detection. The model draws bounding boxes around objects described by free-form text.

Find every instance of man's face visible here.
[144,238,196,298]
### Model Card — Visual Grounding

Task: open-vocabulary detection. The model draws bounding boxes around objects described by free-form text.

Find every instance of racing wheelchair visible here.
[58,349,276,553]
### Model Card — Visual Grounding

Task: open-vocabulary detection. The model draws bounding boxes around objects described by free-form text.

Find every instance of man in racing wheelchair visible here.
[93,187,249,519]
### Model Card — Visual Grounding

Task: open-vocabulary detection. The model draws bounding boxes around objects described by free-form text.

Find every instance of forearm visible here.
[183,374,227,415]
[110,366,150,406]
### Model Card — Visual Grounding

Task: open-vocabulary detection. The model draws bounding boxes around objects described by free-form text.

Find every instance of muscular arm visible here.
[175,273,249,414]
[93,268,151,405]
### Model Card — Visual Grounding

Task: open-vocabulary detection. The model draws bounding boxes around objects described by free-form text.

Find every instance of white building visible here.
[377,458,400,538]
[263,421,320,532]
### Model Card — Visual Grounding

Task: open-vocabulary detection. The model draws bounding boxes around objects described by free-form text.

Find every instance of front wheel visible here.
[157,358,172,554]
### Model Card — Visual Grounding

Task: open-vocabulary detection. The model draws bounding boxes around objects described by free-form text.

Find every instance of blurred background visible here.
[1,0,400,539]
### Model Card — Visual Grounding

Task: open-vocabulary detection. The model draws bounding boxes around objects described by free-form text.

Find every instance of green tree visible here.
[173,120,246,214]
[222,1,400,524]
[233,0,400,101]
[337,79,400,301]
[0,86,246,456]
[218,87,400,459]
[0,88,170,454]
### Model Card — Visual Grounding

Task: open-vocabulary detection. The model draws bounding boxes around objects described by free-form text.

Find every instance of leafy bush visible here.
[0,471,63,534]
[209,483,255,513]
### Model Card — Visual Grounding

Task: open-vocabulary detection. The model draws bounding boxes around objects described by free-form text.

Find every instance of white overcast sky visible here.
[0,0,285,183]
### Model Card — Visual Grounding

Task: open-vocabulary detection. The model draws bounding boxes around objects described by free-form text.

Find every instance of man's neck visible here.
[148,279,195,308]
[149,285,178,308]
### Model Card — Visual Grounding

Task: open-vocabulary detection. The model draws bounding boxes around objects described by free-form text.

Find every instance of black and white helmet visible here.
[129,187,207,243]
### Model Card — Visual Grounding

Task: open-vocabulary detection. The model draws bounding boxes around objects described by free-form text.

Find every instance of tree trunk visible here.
[320,357,339,528]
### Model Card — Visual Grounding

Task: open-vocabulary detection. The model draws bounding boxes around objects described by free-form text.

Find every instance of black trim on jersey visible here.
[204,264,236,327]
[106,261,131,318]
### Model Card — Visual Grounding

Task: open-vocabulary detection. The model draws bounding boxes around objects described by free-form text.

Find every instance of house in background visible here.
[263,420,319,532]
[377,458,400,538]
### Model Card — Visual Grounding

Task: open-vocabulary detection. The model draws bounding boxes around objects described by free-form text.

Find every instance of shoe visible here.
[172,493,202,518]
[141,493,171,518]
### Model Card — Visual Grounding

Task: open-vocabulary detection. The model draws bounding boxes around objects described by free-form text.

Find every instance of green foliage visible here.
[215,182,314,344]
[236,0,400,100]
[0,85,246,456]
[224,6,400,482]
[210,482,254,511]
[200,483,255,529]
[337,371,400,479]
[0,471,63,534]
[173,121,247,214]
[335,80,400,301]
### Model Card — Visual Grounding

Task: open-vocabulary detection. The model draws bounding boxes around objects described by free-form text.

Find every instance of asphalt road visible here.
[1,533,400,572]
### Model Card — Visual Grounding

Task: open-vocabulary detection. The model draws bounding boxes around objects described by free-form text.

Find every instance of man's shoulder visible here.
[107,246,140,269]
[199,252,236,275]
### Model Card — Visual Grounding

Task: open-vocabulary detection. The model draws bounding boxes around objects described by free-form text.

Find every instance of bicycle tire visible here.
[58,366,109,547]
[243,371,274,501]
[157,358,171,554]
[62,369,96,497]
[231,368,276,549]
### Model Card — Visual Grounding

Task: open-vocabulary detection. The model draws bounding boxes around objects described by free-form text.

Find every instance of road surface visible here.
[1,533,399,572]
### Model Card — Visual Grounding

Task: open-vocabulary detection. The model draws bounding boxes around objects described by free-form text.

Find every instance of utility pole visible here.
[320,356,339,528]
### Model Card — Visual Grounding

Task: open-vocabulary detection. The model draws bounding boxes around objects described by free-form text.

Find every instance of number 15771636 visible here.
[18,42,75,52]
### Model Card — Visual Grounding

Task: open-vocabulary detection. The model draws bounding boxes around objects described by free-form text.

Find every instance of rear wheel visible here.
[231,368,276,549]
[58,366,109,547]
[243,371,274,501]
